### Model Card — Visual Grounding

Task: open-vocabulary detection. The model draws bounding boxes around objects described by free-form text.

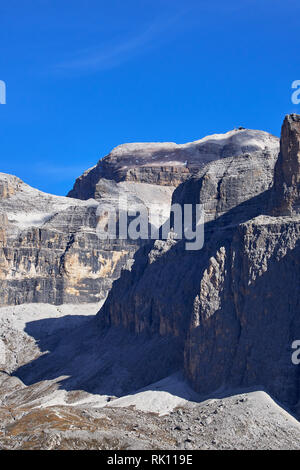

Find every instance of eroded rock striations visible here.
[98,115,300,416]
[0,128,277,306]
[272,114,300,215]
[2,119,300,449]
[0,175,138,305]
[99,130,280,339]
[68,130,278,198]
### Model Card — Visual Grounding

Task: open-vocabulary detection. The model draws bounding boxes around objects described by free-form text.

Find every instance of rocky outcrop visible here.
[184,116,300,411]
[173,145,278,224]
[184,215,300,412]
[0,173,22,199]
[68,130,278,199]
[4,118,300,450]
[272,114,300,215]
[0,175,139,305]
[99,133,279,338]
[98,114,300,415]
[0,128,278,306]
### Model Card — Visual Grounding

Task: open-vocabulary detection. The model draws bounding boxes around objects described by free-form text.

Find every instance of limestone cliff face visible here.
[0,175,138,305]
[99,132,279,339]
[272,114,300,215]
[0,174,22,199]
[98,115,300,414]
[0,128,277,306]
[172,145,278,224]
[184,117,300,411]
[68,129,278,199]
[184,216,300,413]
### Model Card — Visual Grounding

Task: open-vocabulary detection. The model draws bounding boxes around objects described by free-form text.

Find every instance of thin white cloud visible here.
[55,12,185,73]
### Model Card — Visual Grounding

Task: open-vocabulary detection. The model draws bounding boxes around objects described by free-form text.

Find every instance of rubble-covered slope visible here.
[0,305,300,450]
[0,174,139,305]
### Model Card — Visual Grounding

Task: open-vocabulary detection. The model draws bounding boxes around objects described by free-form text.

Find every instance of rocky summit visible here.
[2,116,300,450]
[67,129,278,198]
[0,128,278,307]
[99,114,300,417]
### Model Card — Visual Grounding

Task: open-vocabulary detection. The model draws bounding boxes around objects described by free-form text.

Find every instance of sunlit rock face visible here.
[98,128,279,339]
[68,129,279,198]
[0,128,278,306]
[0,174,139,305]
[4,120,300,449]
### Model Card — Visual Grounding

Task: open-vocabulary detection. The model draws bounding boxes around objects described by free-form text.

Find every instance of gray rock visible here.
[68,129,278,199]
[0,177,139,305]
[272,114,300,215]
[97,114,300,417]
[0,128,277,306]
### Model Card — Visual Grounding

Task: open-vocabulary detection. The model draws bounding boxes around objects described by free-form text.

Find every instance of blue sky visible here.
[0,0,299,195]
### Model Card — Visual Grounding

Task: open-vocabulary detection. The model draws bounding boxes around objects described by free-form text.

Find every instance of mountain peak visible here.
[68,128,279,200]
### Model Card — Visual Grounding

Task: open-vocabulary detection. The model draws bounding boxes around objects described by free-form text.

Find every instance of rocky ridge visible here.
[0,128,278,306]
[1,117,300,449]
[0,174,138,305]
[98,115,300,417]
[68,129,278,198]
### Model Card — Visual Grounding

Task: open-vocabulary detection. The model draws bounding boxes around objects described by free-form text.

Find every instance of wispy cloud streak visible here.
[55,12,185,73]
